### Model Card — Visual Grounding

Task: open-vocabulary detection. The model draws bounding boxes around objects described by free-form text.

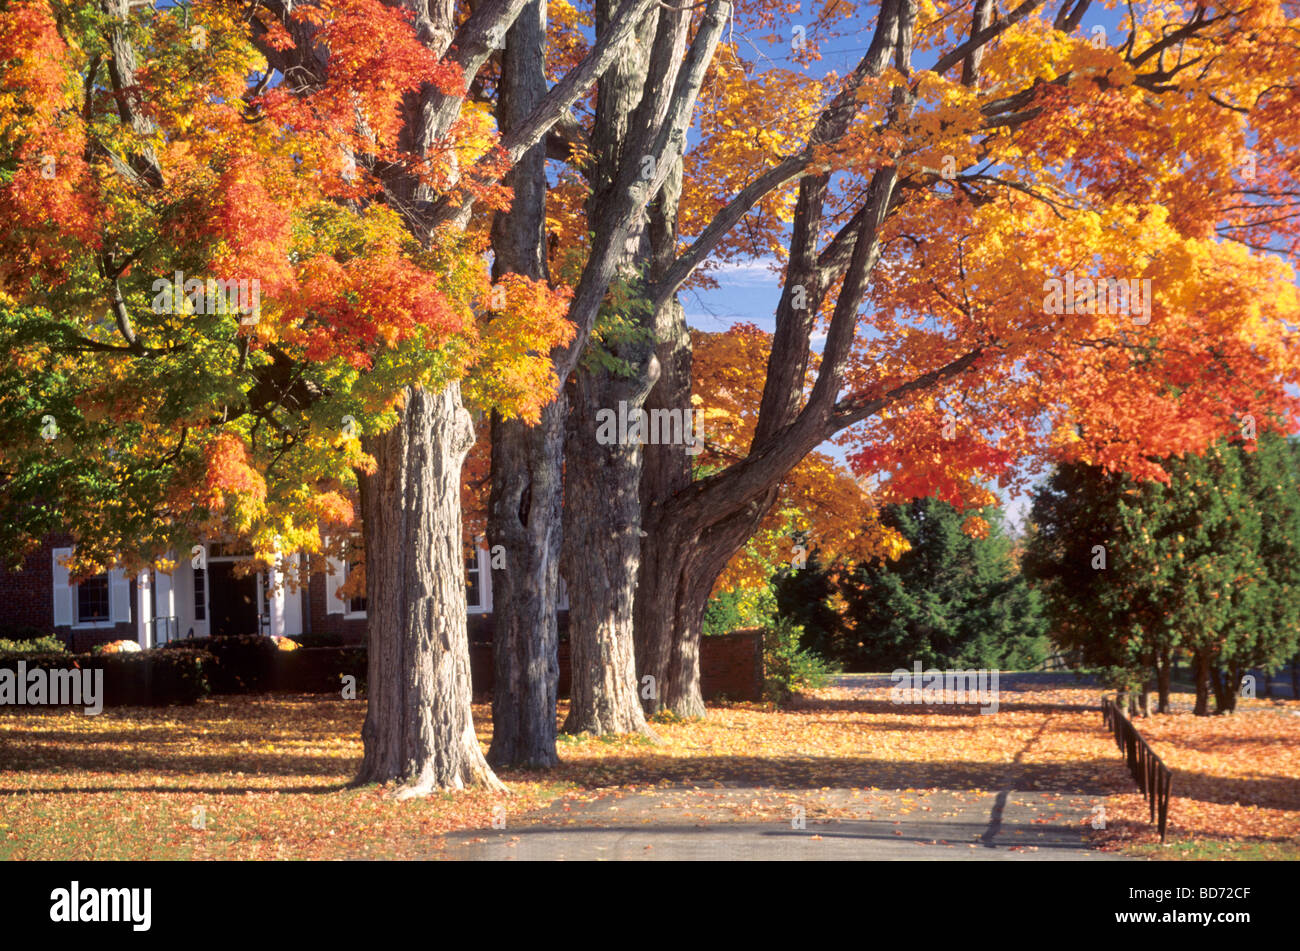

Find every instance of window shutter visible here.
[51,548,73,627]
[110,569,133,624]
[325,553,346,615]
[480,546,492,612]
[154,567,174,619]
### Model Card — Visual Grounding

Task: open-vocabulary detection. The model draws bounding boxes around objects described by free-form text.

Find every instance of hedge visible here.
[163,635,365,696]
[0,648,212,707]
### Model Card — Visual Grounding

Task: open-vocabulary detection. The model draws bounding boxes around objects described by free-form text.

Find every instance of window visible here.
[347,559,367,614]
[193,567,206,621]
[76,574,110,623]
[465,552,483,610]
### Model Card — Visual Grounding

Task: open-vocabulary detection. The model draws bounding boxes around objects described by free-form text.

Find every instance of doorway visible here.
[207,563,261,636]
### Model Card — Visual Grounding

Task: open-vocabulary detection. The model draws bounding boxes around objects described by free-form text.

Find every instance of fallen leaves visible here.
[0,676,1294,859]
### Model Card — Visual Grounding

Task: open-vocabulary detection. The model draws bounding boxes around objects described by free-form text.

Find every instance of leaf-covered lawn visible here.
[0,697,569,860]
[1088,697,1300,859]
[1,676,1296,859]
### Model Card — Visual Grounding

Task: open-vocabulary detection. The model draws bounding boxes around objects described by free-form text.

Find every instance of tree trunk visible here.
[1292,655,1298,701]
[1193,651,1212,717]
[634,292,696,715]
[557,0,666,737]
[1156,653,1171,714]
[486,0,562,770]
[1210,664,1232,714]
[487,404,564,767]
[1215,663,1240,715]
[638,493,774,716]
[561,360,655,735]
[355,383,504,795]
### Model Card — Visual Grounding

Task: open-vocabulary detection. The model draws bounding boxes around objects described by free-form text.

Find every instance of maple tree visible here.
[5,0,1299,789]
[0,0,654,793]
[614,0,1300,718]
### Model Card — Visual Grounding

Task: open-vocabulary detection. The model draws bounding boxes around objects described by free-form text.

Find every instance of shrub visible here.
[0,624,52,643]
[162,635,365,695]
[0,634,66,656]
[762,617,836,704]
[163,634,279,692]
[0,648,212,706]
[97,649,211,705]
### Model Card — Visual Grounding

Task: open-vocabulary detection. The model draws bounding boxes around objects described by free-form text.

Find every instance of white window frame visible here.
[326,537,367,620]
[52,547,131,629]
[75,572,112,626]
[466,543,491,614]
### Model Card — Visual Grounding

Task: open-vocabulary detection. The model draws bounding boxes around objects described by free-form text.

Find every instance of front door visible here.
[207,563,260,636]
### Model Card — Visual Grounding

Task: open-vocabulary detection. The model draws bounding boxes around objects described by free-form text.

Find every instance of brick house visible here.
[0,533,564,652]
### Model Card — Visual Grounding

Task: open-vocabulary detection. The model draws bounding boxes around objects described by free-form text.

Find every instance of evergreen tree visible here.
[773,549,843,662]
[838,498,1048,672]
[1025,433,1300,715]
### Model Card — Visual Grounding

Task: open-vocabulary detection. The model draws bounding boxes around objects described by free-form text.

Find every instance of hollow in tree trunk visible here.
[355,383,504,795]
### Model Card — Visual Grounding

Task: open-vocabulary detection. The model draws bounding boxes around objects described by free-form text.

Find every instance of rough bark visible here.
[557,0,667,736]
[487,402,564,766]
[486,0,563,770]
[1156,653,1171,714]
[1213,663,1240,715]
[634,0,914,711]
[562,350,657,735]
[355,383,504,795]
[236,0,668,784]
[634,297,698,715]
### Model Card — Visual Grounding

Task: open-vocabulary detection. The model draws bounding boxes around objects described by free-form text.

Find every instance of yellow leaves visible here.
[462,273,574,424]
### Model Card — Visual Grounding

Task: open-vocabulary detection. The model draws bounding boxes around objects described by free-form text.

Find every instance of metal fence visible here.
[1101,697,1172,843]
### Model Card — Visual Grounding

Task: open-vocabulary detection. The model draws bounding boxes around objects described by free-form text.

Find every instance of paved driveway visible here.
[442,674,1135,861]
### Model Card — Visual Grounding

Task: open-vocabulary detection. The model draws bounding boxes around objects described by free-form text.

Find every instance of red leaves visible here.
[201,433,268,510]
[0,0,99,283]
[285,253,468,368]
[258,0,462,152]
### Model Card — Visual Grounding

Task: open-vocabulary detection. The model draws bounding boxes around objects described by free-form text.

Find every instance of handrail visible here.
[1101,697,1172,843]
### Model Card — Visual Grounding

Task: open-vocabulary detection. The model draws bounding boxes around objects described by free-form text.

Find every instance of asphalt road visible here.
[442,674,1135,861]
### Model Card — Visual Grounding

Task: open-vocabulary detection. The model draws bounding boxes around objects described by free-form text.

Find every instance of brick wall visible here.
[0,534,136,650]
[0,535,60,634]
[304,572,367,643]
[469,629,763,702]
[699,630,764,701]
